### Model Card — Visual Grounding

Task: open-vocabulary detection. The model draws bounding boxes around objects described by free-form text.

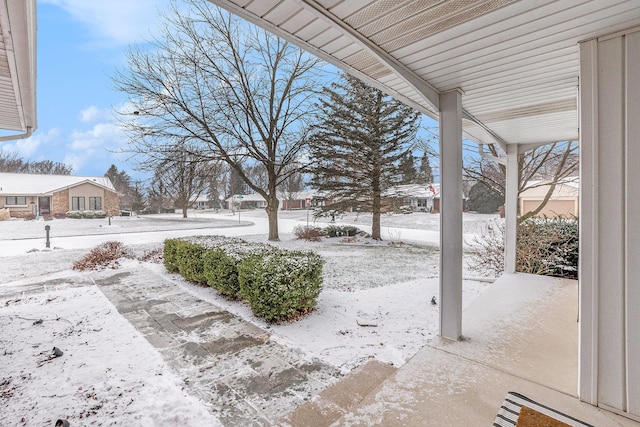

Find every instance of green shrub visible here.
[238,250,323,323]
[324,225,361,238]
[163,238,181,272]
[202,241,270,298]
[164,236,324,322]
[82,210,95,219]
[94,210,107,218]
[175,238,220,284]
[66,210,82,219]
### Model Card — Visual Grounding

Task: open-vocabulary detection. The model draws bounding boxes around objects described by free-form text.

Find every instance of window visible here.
[72,196,85,211]
[89,197,102,210]
[6,196,27,205]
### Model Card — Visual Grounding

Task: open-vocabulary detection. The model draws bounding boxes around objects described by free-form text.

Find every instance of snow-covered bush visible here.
[238,250,324,323]
[324,225,361,238]
[66,210,83,219]
[203,241,273,298]
[82,210,95,219]
[164,236,324,322]
[517,216,578,278]
[175,240,209,284]
[93,210,107,218]
[468,216,578,279]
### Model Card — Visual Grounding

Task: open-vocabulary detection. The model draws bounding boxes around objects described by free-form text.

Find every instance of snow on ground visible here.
[1,285,222,426]
[0,209,496,425]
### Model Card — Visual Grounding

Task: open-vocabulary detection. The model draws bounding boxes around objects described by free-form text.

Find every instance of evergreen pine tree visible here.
[419,152,434,184]
[398,151,417,184]
[308,74,420,239]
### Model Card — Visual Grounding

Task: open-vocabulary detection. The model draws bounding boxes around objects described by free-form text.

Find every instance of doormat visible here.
[493,392,593,427]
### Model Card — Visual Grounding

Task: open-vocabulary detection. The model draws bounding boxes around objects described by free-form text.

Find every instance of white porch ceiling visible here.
[0,0,36,135]
[206,0,640,147]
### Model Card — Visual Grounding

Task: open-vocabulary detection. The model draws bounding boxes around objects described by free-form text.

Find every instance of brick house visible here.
[0,173,120,218]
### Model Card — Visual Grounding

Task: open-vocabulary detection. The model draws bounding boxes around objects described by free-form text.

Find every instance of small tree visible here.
[398,151,417,184]
[418,151,434,184]
[308,73,420,239]
[148,139,210,218]
[467,181,504,213]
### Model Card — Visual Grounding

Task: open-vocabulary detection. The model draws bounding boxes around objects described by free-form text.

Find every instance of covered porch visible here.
[205,0,640,423]
[284,273,637,426]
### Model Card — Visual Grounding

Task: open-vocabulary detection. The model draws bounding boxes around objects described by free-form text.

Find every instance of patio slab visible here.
[325,273,640,426]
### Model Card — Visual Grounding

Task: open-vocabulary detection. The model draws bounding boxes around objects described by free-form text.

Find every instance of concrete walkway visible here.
[90,266,342,426]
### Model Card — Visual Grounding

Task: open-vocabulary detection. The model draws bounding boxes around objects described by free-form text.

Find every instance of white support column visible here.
[504,144,519,274]
[579,28,640,418]
[439,89,463,341]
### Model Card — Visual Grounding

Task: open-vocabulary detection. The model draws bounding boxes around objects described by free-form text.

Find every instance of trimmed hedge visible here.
[66,210,83,219]
[163,236,324,322]
[238,250,324,323]
[203,241,272,298]
[65,210,108,219]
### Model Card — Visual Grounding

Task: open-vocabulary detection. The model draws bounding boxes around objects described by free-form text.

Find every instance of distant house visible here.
[520,179,579,218]
[383,183,439,212]
[192,195,211,210]
[280,189,331,210]
[225,190,332,211]
[0,173,120,218]
[225,193,267,210]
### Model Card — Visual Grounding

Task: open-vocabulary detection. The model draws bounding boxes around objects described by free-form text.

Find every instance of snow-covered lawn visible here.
[0,210,496,425]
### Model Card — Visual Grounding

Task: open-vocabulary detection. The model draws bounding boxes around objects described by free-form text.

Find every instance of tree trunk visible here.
[371,186,381,240]
[182,205,188,218]
[266,193,280,241]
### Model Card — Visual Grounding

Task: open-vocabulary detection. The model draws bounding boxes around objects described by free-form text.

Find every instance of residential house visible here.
[520,179,579,218]
[225,193,267,210]
[383,183,439,212]
[0,173,119,218]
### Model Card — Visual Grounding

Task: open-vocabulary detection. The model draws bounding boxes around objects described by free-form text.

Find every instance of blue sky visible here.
[0,0,173,180]
[0,0,442,182]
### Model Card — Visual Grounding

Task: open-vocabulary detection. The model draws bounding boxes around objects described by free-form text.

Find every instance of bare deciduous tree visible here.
[112,0,324,240]
[148,139,210,218]
[464,141,579,221]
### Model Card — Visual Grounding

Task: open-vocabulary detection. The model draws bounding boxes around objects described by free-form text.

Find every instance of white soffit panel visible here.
[210,0,640,146]
[0,0,36,134]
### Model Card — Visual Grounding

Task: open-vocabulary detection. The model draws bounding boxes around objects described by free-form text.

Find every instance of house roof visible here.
[0,173,116,196]
[0,0,37,136]
[384,183,440,198]
[207,0,640,148]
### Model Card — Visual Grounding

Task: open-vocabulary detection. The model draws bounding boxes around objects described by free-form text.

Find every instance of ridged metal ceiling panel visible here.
[207,0,640,146]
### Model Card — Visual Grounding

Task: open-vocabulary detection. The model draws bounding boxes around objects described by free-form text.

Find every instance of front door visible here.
[38,196,51,215]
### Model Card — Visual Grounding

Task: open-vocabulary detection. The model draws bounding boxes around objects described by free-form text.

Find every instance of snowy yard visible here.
[0,210,496,425]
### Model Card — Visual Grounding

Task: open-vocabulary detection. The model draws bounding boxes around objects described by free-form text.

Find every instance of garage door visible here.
[522,200,576,217]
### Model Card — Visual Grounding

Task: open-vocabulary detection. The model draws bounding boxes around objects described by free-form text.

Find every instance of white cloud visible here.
[62,119,132,175]
[79,105,104,123]
[39,0,172,46]
[0,128,62,158]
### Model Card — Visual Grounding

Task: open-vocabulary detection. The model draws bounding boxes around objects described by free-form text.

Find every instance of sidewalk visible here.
[91,266,342,426]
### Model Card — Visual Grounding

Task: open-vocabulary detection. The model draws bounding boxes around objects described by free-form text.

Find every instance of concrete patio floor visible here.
[284,273,640,426]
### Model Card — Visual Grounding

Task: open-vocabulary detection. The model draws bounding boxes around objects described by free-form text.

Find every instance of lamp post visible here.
[237,194,243,223]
